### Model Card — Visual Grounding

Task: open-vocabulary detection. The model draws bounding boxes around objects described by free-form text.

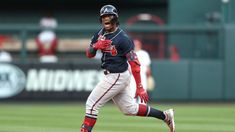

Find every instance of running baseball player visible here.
[80,5,175,132]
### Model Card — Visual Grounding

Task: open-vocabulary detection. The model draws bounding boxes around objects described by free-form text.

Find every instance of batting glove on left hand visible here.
[135,84,149,103]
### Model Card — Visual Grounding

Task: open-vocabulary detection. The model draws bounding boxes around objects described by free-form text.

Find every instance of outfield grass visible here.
[0,102,235,132]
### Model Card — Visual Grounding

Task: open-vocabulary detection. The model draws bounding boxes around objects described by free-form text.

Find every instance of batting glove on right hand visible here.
[135,84,149,103]
[93,39,112,50]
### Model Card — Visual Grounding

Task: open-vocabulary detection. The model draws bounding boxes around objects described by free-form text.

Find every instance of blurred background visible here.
[0,0,235,132]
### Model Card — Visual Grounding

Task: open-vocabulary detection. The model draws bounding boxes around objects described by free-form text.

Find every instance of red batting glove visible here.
[93,39,112,50]
[135,84,149,103]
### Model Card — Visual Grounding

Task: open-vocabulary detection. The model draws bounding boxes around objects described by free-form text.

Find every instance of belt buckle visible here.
[104,70,110,75]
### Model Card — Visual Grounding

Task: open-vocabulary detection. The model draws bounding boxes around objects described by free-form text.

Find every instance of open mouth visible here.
[104,21,111,25]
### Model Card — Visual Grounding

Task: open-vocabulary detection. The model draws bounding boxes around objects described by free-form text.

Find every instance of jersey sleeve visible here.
[89,28,103,46]
[86,29,103,58]
[90,34,98,47]
[119,35,134,56]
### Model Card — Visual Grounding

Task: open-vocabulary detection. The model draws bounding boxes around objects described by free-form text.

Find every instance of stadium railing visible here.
[0,24,222,62]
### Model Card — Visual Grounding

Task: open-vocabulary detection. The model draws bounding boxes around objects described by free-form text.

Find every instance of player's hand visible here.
[93,39,112,50]
[135,84,149,103]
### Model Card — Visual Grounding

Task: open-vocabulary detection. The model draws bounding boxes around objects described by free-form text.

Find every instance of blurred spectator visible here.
[130,38,155,103]
[169,44,180,62]
[35,11,58,63]
[0,35,12,62]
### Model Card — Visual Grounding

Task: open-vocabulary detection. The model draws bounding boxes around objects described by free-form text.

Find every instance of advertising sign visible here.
[0,63,26,99]
[0,62,103,100]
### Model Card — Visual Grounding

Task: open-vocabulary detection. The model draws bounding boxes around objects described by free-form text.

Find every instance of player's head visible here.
[99,5,119,32]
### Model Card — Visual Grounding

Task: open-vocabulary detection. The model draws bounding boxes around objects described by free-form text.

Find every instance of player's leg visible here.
[136,105,175,132]
[80,73,123,132]
[113,77,164,118]
[113,81,175,132]
[113,86,164,119]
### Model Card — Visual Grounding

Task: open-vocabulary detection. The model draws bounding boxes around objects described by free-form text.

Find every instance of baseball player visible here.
[80,5,175,132]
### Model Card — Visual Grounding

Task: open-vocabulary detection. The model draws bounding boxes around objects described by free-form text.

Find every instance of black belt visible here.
[103,69,126,75]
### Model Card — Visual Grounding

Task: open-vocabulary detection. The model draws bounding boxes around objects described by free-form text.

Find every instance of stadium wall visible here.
[0,58,233,101]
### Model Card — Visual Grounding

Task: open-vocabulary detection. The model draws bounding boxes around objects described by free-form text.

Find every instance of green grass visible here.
[0,102,235,132]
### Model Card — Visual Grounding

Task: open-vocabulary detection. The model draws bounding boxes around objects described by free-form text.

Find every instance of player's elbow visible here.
[86,52,95,58]
[129,61,140,73]
[86,47,96,58]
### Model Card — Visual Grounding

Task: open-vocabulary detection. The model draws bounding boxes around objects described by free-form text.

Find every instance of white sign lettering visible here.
[26,69,103,92]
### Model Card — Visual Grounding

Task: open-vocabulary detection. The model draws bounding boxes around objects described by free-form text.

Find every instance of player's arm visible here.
[126,50,149,103]
[86,46,97,58]
[86,35,98,58]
